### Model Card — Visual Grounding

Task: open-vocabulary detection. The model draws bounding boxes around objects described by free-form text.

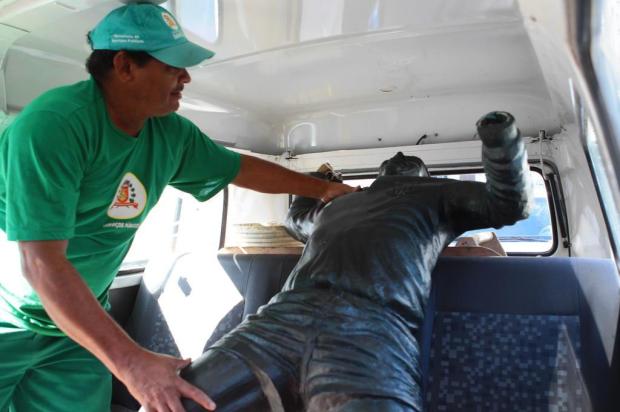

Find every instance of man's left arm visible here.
[232,154,356,203]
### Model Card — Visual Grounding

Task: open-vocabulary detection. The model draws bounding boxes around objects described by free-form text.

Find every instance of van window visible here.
[163,0,219,43]
[347,169,554,255]
[592,0,620,137]
[585,119,620,256]
[121,187,224,271]
[590,0,620,257]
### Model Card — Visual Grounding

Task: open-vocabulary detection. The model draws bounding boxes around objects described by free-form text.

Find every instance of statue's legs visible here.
[178,298,310,412]
[298,307,423,412]
[180,348,281,412]
[179,290,424,412]
[307,393,414,412]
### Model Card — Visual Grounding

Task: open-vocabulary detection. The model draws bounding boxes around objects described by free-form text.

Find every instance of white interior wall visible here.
[516,0,614,258]
[0,24,27,111]
[283,140,485,173]
[516,0,578,127]
[546,126,612,258]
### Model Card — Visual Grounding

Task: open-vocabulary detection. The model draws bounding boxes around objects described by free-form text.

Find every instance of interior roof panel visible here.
[1,0,561,155]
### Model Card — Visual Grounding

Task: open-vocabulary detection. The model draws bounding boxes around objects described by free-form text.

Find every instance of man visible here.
[0,3,355,412]
[179,111,531,412]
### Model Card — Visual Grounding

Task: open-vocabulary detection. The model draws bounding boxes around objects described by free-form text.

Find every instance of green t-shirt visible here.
[0,78,241,335]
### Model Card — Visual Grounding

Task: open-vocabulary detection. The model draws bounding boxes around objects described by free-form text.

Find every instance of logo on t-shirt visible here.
[107,173,147,220]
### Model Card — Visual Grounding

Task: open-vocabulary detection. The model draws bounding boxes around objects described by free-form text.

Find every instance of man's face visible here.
[131,58,191,117]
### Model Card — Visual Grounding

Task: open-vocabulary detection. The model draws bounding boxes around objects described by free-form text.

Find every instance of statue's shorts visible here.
[182,290,423,412]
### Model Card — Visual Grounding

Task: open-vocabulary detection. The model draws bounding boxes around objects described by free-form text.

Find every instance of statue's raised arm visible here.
[445,111,532,234]
[479,111,532,224]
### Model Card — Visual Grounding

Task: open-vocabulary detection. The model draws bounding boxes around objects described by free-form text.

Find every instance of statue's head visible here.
[379,152,429,177]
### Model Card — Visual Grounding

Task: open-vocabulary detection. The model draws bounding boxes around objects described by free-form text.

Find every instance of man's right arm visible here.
[18,240,216,412]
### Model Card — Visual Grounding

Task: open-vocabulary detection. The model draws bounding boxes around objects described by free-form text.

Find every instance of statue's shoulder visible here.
[368,175,437,191]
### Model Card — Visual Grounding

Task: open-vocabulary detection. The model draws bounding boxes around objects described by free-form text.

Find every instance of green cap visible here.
[88,2,214,68]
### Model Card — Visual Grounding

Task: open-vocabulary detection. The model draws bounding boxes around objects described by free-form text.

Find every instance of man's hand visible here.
[320,181,359,203]
[122,348,216,412]
[314,162,359,203]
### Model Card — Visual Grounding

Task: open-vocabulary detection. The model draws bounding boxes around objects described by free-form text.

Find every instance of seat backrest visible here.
[216,252,301,319]
[422,256,620,412]
[124,252,245,358]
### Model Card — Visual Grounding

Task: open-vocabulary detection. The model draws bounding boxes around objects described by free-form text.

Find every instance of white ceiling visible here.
[0,0,563,154]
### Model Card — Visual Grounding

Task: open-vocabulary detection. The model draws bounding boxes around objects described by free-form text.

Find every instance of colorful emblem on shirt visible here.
[107,173,147,220]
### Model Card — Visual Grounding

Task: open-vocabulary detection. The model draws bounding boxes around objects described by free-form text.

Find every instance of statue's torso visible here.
[284,176,463,325]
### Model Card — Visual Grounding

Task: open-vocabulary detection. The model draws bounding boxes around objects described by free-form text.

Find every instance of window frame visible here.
[342,165,561,256]
[117,187,228,276]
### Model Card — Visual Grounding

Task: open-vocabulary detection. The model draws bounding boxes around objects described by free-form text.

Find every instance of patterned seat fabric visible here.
[426,312,589,411]
[420,256,619,412]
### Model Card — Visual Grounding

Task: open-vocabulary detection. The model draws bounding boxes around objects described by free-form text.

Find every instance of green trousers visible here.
[0,322,111,412]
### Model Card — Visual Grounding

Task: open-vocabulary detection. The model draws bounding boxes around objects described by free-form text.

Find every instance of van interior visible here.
[1,0,619,411]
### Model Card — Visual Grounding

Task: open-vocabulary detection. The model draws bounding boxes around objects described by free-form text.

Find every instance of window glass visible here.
[173,189,225,253]
[163,0,220,43]
[585,119,620,255]
[121,187,224,270]
[346,169,554,254]
[590,0,620,258]
[592,0,620,133]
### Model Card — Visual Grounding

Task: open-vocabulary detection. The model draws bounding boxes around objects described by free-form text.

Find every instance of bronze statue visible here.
[180,111,531,412]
